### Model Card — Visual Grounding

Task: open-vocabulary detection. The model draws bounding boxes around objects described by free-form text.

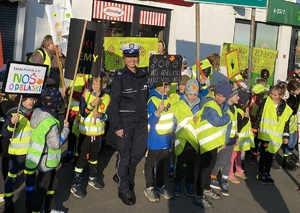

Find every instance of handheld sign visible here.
[148,55,183,84]
[1,61,48,94]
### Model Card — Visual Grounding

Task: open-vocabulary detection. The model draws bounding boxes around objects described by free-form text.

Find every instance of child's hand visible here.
[63,119,69,127]
[200,77,206,85]
[193,115,199,123]
[11,114,20,125]
[157,101,165,113]
[93,110,103,119]
[90,97,100,107]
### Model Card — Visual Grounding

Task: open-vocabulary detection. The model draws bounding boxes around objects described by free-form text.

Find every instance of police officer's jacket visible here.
[110,65,148,131]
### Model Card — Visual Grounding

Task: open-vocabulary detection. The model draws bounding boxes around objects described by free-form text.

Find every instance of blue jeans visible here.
[283,131,297,154]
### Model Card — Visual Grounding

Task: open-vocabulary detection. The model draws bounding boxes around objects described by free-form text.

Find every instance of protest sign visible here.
[225,49,240,79]
[148,55,182,84]
[64,18,104,79]
[1,61,48,94]
[104,37,158,70]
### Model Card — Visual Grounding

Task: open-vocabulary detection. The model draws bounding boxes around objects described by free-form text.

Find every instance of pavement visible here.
[1,128,300,213]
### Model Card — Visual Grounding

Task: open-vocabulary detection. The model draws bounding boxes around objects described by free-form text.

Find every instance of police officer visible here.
[110,43,148,205]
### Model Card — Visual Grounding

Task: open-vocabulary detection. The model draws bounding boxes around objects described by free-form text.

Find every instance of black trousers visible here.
[196,148,218,196]
[32,169,57,213]
[115,122,147,193]
[144,149,169,188]
[258,140,273,174]
[174,142,197,184]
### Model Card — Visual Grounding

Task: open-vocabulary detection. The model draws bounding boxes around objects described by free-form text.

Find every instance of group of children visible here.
[1,65,300,211]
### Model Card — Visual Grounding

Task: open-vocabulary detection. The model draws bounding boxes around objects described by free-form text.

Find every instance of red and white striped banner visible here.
[139,10,166,27]
[93,0,134,23]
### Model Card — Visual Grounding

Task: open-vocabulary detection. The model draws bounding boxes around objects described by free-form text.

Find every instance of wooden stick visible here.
[65,20,88,122]
[54,45,65,87]
[195,59,206,80]
[11,94,23,140]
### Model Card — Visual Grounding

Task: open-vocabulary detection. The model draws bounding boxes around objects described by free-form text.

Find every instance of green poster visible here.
[104,37,158,70]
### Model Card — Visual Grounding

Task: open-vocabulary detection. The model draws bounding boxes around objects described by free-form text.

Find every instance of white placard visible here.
[3,62,47,95]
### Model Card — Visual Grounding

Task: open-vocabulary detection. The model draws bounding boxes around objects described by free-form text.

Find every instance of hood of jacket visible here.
[30,107,53,129]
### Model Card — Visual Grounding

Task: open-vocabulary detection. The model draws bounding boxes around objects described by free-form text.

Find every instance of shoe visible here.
[50,210,65,213]
[155,185,173,200]
[113,174,119,184]
[228,174,240,184]
[203,189,222,200]
[61,154,74,166]
[235,171,248,180]
[144,186,159,202]
[0,196,4,203]
[220,179,229,196]
[118,191,135,205]
[282,156,296,171]
[272,159,282,171]
[185,183,196,197]
[210,178,221,190]
[4,202,14,213]
[256,173,267,185]
[265,173,274,184]
[173,182,181,197]
[193,195,213,210]
[70,183,87,198]
[88,177,104,190]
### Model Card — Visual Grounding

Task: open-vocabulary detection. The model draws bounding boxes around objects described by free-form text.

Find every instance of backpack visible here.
[26,48,46,63]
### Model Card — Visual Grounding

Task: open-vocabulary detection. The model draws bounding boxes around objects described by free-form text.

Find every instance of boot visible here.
[283,156,296,171]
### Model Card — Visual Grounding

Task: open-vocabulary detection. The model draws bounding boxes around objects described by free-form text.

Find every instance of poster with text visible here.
[225,49,240,80]
[148,55,182,84]
[1,61,48,94]
[104,37,158,70]
[64,18,104,79]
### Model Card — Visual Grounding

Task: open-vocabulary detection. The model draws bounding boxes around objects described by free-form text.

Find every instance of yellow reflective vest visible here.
[234,108,255,151]
[78,92,110,136]
[147,96,174,135]
[258,97,292,153]
[195,99,229,154]
[173,100,199,156]
[8,113,32,155]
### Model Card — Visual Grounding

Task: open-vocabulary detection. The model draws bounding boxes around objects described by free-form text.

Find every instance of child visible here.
[70,73,110,198]
[25,87,69,213]
[229,90,253,184]
[1,95,37,213]
[210,87,239,196]
[143,83,174,202]
[169,75,190,104]
[252,84,293,184]
[173,79,202,197]
[282,80,300,171]
[193,80,231,210]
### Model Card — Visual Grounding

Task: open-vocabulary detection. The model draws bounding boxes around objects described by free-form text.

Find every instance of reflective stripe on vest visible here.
[174,100,199,155]
[234,109,255,151]
[78,92,110,136]
[196,100,228,154]
[258,96,292,153]
[289,114,297,133]
[26,116,61,169]
[228,105,238,138]
[8,113,32,155]
[148,96,174,135]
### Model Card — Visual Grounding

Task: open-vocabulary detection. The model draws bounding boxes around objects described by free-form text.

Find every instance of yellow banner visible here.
[225,49,240,79]
[104,37,158,70]
[220,43,277,75]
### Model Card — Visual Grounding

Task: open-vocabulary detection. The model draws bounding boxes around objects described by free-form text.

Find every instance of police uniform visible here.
[110,43,148,205]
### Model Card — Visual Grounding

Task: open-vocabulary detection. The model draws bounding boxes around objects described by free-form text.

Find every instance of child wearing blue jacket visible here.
[144,83,174,202]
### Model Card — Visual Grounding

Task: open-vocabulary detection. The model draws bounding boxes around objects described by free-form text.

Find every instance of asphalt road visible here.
[1,144,300,213]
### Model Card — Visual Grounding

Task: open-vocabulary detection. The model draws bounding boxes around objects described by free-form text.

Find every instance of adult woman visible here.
[158,39,168,55]
[110,43,148,205]
[30,35,66,88]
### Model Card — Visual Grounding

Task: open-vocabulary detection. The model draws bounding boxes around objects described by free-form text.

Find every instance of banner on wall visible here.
[64,18,104,80]
[220,43,278,84]
[104,37,158,70]
[45,0,73,44]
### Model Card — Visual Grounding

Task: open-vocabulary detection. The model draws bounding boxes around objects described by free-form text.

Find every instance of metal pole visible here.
[247,8,256,88]
[196,3,200,81]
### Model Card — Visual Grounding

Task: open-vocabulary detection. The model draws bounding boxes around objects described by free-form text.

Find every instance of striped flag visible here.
[45,0,73,44]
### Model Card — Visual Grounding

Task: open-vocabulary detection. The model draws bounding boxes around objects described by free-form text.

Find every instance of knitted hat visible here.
[229,88,239,98]
[185,79,199,95]
[41,86,63,111]
[238,90,251,105]
[215,80,233,99]
[180,75,190,86]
